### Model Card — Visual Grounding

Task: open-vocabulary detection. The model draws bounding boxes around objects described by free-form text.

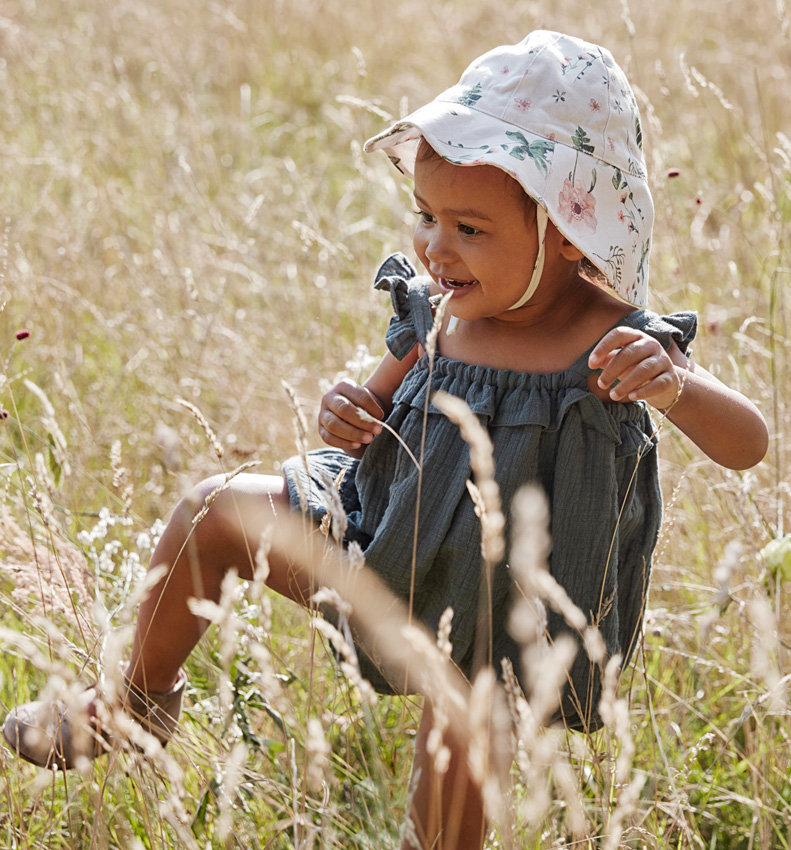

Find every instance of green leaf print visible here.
[571,126,595,154]
[636,238,650,287]
[594,245,626,284]
[456,82,483,108]
[504,131,554,175]
[561,51,598,80]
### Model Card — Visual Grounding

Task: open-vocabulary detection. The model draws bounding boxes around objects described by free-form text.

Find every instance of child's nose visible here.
[424,227,456,263]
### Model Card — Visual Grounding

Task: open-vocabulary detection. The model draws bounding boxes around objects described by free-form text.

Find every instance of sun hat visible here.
[364,30,653,308]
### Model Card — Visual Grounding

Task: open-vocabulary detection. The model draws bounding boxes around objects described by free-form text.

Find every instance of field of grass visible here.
[1,0,790,846]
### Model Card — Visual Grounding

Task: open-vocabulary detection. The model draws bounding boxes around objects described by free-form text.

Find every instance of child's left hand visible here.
[588,327,681,409]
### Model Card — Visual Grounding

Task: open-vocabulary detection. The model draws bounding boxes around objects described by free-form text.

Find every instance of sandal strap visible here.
[123,671,187,745]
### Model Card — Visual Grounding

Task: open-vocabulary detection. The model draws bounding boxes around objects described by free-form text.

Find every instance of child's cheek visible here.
[413,231,429,267]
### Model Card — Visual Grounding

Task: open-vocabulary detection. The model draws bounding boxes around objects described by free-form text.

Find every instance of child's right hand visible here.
[318,379,384,456]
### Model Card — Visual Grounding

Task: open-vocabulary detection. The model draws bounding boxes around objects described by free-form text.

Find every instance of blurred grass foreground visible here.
[1,0,791,846]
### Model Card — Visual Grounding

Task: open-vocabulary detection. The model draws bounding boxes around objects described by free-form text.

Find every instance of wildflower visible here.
[762,534,791,581]
[15,329,30,341]
[0,409,8,419]
[667,167,681,178]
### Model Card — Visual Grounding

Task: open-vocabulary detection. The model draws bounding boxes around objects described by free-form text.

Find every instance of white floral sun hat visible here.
[364,30,653,308]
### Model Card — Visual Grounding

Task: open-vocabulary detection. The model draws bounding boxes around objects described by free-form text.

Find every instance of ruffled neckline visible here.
[375,253,696,386]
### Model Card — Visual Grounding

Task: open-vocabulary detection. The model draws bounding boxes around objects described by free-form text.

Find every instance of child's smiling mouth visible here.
[439,276,479,291]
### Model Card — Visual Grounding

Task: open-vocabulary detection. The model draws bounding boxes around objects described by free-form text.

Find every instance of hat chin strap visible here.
[507,206,548,311]
[445,206,548,335]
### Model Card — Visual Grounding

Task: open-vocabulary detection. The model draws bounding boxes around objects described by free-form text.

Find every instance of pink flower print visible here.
[514,97,532,112]
[607,137,615,151]
[501,65,510,74]
[558,179,598,232]
[618,210,626,222]
[547,133,556,141]
[589,98,601,111]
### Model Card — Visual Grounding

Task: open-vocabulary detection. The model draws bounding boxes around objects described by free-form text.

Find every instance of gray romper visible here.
[284,253,697,729]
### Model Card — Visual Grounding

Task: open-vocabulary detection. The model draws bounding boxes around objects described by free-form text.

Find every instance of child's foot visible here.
[2,671,187,770]
[3,685,106,769]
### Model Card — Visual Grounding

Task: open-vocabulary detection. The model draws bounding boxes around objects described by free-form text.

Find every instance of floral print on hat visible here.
[364,30,654,307]
[558,178,597,232]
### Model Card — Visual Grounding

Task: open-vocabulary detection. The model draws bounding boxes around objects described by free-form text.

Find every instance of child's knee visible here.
[184,474,230,513]
[162,475,236,547]
[176,473,287,546]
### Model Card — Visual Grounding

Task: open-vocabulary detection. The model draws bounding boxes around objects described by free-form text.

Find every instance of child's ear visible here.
[559,238,585,262]
[545,220,585,262]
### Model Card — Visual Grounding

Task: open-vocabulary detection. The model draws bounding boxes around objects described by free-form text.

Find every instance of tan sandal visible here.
[2,671,187,770]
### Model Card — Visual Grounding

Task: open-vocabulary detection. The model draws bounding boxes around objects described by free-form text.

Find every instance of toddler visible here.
[4,30,768,850]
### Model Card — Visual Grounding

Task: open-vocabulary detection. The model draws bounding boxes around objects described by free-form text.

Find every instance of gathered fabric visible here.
[283,254,696,729]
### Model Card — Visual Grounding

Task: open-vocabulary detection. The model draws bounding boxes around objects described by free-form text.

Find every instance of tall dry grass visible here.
[1,0,790,846]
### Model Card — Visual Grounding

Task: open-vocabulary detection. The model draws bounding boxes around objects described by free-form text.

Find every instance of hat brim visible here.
[365,100,652,308]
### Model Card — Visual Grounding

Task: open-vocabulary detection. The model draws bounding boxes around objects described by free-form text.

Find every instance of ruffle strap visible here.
[626,310,697,355]
[373,253,434,360]
[373,252,416,316]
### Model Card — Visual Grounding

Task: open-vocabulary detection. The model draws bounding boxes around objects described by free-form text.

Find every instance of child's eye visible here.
[458,223,481,236]
[413,209,435,224]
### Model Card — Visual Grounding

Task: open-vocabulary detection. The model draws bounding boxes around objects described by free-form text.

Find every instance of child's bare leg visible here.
[404,700,486,850]
[124,473,308,692]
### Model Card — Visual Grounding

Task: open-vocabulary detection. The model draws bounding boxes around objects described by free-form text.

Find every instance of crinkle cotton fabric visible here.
[283,254,696,729]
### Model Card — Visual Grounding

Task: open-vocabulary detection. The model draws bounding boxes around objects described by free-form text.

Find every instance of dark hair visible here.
[578,257,610,287]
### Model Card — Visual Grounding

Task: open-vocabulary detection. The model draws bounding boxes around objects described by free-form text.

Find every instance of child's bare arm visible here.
[589,327,768,470]
[318,345,420,458]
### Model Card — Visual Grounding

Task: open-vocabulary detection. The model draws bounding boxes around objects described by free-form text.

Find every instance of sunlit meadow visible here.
[1,0,790,846]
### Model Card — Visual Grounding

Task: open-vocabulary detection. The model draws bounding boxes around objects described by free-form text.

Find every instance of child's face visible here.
[412,155,540,321]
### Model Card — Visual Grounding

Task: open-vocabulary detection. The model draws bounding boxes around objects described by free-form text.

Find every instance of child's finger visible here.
[592,338,679,405]
[588,326,644,369]
[318,420,370,450]
[593,335,663,390]
[317,381,384,450]
[334,380,385,421]
[318,409,376,449]
[604,359,668,399]
[320,401,377,440]
[621,371,678,404]
[600,350,661,393]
